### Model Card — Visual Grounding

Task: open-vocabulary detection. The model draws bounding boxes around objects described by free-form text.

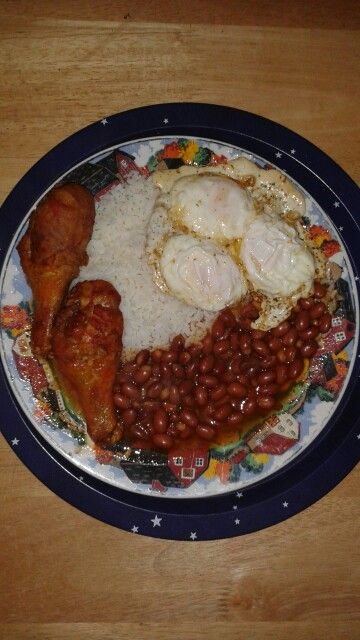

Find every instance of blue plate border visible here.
[0,102,359,541]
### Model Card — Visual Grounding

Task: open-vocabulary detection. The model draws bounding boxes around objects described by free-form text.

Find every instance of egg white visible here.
[160,234,247,311]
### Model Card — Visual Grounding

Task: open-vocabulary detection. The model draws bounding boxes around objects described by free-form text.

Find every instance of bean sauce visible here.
[113,290,331,450]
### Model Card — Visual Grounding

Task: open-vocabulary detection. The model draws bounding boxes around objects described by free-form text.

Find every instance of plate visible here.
[0,103,359,540]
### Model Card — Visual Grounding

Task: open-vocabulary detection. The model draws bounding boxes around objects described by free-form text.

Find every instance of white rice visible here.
[77,174,215,355]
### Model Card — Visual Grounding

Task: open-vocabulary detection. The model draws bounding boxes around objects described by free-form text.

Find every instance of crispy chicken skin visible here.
[17,183,95,358]
[51,280,123,445]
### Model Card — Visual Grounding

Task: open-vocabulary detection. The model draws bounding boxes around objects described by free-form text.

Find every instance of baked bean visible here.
[213,339,230,356]
[276,348,288,363]
[179,351,191,365]
[219,308,237,326]
[257,383,278,396]
[227,382,248,398]
[180,409,198,428]
[178,380,193,396]
[153,408,168,433]
[288,359,304,379]
[282,327,298,347]
[238,302,259,319]
[171,334,185,351]
[199,354,215,373]
[169,385,180,404]
[121,382,140,399]
[241,397,258,415]
[230,331,240,350]
[257,396,275,411]
[122,362,137,376]
[115,372,128,386]
[188,344,202,359]
[195,385,208,406]
[160,387,170,400]
[176,422,191,439]
[276,364,289,385]
[162,350,178,364]
[272,320,290,337]
[185,361,198,378]
[133,365,152,385]
[299,326,319,341]
[295,310,310,331]
[319,312,331,333]
[142,399,160,412]
[160,363,172,378]
[114,394,131,410]
[229,354,242,374]
[313,280,327,298]
[258,370,276,385]
[163,401,177,413]
[299,297,313,310]
[152,433,173,449]
[172,363,185,379]
[182,395,196,409]
[211,384,228,401]
[135,349,150,366]
[284,346,298,362]
[301,340,318,358]
[212,359,226,376]
[211,318,225,339]
[260,355,277,369]
[199,375,218,388]
[253,339,270,357]
[202,334,214,354]
[238,317,252,330]
[146,383,162,399]
[239,334,252,355]
[227,412,244,427]
[152,349,163,363]
[196,425,216,440]
[268,336,283,353]
[214,403,232,421]
[223,370,235,384]
[151,364,161,377]
[251,329,266,340]
[130,424,150,440]
[310,301,326,319]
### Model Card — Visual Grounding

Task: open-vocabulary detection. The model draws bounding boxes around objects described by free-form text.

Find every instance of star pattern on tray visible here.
[283,501,289,508]
[151,514,162,527]
[190,532,197,540]
[11,437,19,446]
[275,151,282,159]
[290,148,296,154]
[235,491,243,498]
[101,118,108,126]
[234,518,240,525]
[357,433,360,440]
[334,201,340,208]
[338,226,344,232]
[131,525,139,533]
[163,117,169,124]
[232,505,238,510]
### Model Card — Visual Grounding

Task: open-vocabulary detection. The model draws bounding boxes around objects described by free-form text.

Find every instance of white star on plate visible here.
[190,532,197,540]
[79,476,84,482]
[355,276,359,282]
[236,491,243,498]
[275,151,282,158]
[339,226,344,231]
[283,501,289,508]
[232,505,238,510]
[101,118,108,125]
[290,149,296,154]
[151,514,162,527]
[357,434,360,440]
[131,525,139,533]
[234,518,240,525]
[11,437,19,446]
[334,201,340,208]
[163,118,169,124]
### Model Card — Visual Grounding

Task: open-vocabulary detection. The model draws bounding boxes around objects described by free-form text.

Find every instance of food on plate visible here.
[51,280,123,445]
[240,214,315,296]
[159,234,247,311]
[17,184,95,358]
[114,288,332,450]
[167,174,256,241]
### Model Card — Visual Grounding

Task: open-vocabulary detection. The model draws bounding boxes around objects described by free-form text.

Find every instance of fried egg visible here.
[160,234,247,311]
[240,214,315,297]
[168,174,256,241]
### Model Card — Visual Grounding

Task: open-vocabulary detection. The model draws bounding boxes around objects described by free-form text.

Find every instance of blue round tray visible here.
[0,103,359,540]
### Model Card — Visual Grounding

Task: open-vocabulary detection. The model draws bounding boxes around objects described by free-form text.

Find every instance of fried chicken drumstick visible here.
[51,280,124,445]
[17,184,95,358]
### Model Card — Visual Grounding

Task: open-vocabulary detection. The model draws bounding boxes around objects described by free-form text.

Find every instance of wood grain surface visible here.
[0,2,359,639]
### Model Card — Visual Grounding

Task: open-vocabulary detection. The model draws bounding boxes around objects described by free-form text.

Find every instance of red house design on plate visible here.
[168,448,209,487]
[246,413,300,455]
[322,315,355,354]
[12,332,48,397]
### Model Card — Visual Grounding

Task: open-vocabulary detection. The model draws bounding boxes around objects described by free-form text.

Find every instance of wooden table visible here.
[1,2,359,638]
